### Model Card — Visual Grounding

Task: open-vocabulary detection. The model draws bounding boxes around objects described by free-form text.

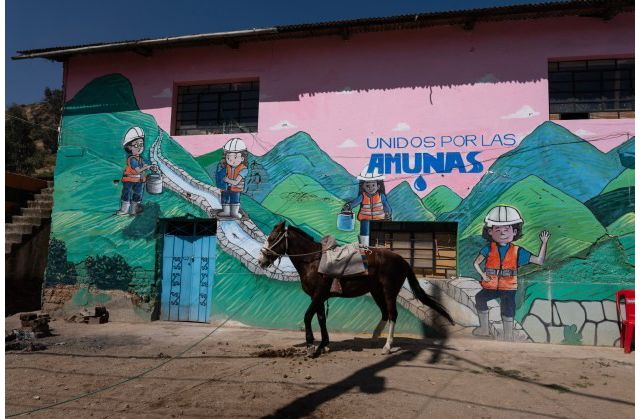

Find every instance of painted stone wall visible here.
[47,13,634,345]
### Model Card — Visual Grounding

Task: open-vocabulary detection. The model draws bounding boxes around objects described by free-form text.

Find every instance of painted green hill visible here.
[53,73,210,271]
[457,175,606,278]
[240,194,323,240]
[261,174,359,243]
[387,181,436,221]
[608,137,635,169]
[421,185,462,217]
[195,148,224,169]
[606,213,634,266]
[602,169,634,194]
[440,122,624,230]
[247,131,357,203]
[585,187,635,227]
[516,237,634,322]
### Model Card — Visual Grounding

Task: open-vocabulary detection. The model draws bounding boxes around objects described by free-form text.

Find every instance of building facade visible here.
[22,3,634,345]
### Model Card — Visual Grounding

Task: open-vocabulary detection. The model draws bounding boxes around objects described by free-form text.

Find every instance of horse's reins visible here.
[260,226,325,261]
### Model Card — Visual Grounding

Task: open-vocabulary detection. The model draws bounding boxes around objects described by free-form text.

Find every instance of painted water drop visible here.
[413,175,428,192]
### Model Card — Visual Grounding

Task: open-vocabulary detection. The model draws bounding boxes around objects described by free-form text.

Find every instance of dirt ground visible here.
[5,314,635,418]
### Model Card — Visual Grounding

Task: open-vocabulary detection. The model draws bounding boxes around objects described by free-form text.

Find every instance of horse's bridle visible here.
[260,226,289,259]
[260,225,326,260]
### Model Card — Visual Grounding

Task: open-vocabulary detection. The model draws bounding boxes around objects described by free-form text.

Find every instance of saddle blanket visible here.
[318,236,367,277]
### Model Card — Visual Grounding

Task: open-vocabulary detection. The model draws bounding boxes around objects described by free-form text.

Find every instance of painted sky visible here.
[9,0,559,105]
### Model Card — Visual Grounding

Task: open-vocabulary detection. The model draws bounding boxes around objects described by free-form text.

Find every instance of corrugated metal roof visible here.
[13,0,634,61]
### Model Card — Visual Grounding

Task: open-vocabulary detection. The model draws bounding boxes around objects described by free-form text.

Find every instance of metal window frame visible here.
[174,80,260,135]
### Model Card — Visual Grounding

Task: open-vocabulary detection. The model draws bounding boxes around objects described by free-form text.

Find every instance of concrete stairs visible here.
[6,181,53,255]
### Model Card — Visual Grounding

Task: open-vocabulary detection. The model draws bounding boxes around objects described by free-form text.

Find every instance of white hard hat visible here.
[485,205,523,227]
[223,138,247,152]
[357,164,385,181]
[122,126,145,147]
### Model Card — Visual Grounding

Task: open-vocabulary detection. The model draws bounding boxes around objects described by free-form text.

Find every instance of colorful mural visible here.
[45,72,634,347]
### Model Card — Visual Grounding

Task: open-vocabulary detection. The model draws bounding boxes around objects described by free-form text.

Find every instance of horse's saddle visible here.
[318,236,367,277]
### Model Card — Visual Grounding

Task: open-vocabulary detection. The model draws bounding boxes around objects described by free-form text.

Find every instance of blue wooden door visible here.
[161,233,216,322]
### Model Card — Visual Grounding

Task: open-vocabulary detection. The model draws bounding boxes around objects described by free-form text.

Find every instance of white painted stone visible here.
[602,300,618,321]
[548,326,565,344]
[596,321,620,347]
[582,301,605,323]
[529,299,552,324]
[555,301,586,330]
[580,322,596,346]
[522,314,548,343]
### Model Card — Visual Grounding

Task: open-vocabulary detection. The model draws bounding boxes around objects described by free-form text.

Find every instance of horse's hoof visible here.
[306,345,317,357]
[322,345,330,354]
[381,346,391,355]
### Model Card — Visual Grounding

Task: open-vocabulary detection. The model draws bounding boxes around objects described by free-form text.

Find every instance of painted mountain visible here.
[421,185,462,217]
[585,168,635,226]
[457,175,606,278]
[241,132,357,203]
[386,181,436,221]
[440,122,630,231]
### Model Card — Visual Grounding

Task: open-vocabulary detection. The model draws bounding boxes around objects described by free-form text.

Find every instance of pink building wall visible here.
[64,12,634,197]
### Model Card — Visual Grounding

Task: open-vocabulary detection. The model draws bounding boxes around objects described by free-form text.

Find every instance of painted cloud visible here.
[269,120,297,131]
[338,139,358,148]
[392,122,411,131]
[501,105,540,119]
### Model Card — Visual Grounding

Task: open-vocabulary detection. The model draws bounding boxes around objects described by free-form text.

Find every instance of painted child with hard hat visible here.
[117,126,158,216]
[214,138,248,219]
[472,205,550,341]
[342,165,392,247]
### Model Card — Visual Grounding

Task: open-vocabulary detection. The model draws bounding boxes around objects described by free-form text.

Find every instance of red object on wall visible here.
[616,290,635,353]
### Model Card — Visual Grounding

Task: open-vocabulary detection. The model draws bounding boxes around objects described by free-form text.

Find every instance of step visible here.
[6,242,13,254]
[21,207,51,218]
[5,223,34,235]
[5,232,24,244]
[27,200,53,210]
[11,215,43,226]
[40,187,54,195]
[33,194,53,203]
[47,180,54,188]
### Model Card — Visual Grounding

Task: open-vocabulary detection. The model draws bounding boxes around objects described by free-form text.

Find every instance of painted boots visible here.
[472,309,491,337]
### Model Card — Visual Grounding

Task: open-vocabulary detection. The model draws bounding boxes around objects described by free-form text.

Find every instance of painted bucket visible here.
[336,211,355,232]
[146,173,163,194]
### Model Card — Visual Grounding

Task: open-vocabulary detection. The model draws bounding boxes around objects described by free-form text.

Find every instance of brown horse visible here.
[258,222,454,356]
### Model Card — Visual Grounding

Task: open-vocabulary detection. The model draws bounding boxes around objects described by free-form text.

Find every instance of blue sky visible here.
[7,0,544,105]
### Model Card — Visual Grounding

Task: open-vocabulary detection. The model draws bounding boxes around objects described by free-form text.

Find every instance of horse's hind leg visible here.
[316,302,330,354]
[382,295,399,355]
[370,290,388,339]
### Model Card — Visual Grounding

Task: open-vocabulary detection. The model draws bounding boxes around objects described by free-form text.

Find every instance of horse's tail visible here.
[406,268,455,325]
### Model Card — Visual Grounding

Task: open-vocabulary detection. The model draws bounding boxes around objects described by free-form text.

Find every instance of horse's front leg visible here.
[316,301,330,355]
[303,300,317,356]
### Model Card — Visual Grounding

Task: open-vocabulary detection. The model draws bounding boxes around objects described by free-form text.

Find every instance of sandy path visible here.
[5,315,635,418]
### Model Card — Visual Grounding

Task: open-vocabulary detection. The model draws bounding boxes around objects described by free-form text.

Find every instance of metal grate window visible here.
[370,221,457,279]
[549,59,634,120]
[174,81,259,135]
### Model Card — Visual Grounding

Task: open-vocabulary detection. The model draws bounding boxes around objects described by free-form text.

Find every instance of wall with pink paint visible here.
[64,12,634,197]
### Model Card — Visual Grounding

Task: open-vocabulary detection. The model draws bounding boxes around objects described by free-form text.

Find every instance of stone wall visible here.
[522,299,621,346]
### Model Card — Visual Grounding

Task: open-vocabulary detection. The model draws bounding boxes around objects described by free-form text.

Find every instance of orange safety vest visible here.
[483,242,519,290]
[226,163,247,192]
[358,193,385,221]
[122,156,146,183]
